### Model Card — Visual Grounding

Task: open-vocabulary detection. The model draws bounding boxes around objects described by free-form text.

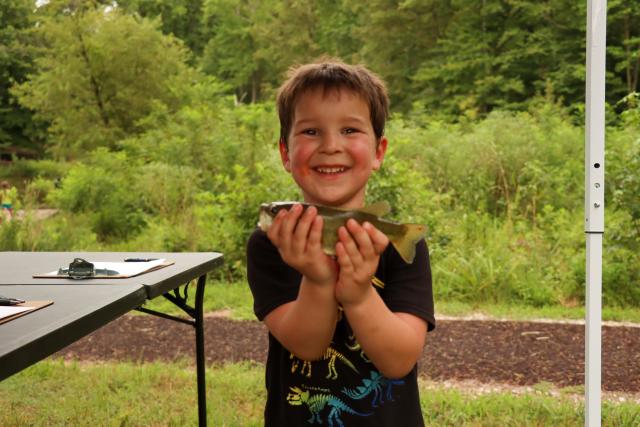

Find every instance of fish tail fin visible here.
[390,224,426,264]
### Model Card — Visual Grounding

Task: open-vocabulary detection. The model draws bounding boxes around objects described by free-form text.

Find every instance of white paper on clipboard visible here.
[33,259,173,279]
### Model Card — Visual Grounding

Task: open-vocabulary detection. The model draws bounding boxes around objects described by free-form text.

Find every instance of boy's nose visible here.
[319,133,343,153]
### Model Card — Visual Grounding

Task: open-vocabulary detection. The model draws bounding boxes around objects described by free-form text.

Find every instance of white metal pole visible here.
[585,234,603,426]
[585,1,606,426]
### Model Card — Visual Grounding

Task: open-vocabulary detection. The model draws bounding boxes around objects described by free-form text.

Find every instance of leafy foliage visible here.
[0,0,43,153]
[1,1,638,310]
[4,0,640,150]
[12,5,194,159]
[117,0,208,55]
[48,149,147,241]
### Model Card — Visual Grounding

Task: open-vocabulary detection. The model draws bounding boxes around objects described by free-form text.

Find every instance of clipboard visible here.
[0,301,54,325]
[32,259,174,279]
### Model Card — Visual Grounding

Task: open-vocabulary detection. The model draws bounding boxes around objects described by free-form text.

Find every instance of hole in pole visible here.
[594,163,600,168]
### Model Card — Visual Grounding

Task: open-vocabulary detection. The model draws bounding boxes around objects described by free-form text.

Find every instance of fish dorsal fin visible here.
[358,201,391,217]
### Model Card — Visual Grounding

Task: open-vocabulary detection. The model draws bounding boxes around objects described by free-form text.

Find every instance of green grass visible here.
[418,380,640,426]
[140,279,640,324]
[1,360,638,426]
[0,359,265,427]
[436,300,640,323]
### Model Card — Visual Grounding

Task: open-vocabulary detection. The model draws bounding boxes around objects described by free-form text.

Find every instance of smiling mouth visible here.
[314,166,347,174]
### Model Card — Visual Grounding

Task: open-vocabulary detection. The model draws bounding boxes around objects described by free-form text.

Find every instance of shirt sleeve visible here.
[378,239,436,331]
[246,228,302,321]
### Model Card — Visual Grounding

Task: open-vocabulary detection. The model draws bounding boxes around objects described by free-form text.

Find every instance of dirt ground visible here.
[55,314,640,393]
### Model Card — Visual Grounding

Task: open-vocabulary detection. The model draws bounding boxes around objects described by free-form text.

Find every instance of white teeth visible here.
[316,167,345,174]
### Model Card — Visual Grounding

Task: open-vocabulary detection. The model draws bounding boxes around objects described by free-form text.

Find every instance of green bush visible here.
[0,212,97,251]
[48,149,147,241]
[607,127,640,241]
[432,214,558,306]
[389,106,583,220]
[0,159,68,181]
[193,160,298,277]
[7,101,639,310]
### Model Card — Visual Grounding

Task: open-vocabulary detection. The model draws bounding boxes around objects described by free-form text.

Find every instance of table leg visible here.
[135,274,208,426]
[195,274,207,427]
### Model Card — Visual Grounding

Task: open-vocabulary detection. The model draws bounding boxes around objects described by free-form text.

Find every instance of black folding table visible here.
[0,251,223,427]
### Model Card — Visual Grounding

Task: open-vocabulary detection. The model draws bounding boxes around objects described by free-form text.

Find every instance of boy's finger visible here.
[346,219,375,258]
[279,204,302,239]
[296,206,316,236]
[266,210,285,243]
[292,206,316,252]
[339,225,364,265]
[307,214,323,250]
[335,242,354,273]
[364,222,389,254]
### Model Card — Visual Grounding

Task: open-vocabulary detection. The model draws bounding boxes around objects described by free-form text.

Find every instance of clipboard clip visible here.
[0,295,25,306]
[59,258,95,279]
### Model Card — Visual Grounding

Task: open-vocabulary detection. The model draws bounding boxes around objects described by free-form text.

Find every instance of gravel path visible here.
[55,314,640,393]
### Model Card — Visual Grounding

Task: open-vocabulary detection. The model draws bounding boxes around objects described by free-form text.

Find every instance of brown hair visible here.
[276,58,389,146]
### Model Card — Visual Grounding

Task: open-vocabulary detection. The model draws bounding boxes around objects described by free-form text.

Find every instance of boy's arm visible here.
[342,289,427,379]
[263,204,339,361]
[264,277,339,361]
[335,220,427,379]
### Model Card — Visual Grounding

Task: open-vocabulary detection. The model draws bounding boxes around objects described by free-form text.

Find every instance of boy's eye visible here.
[343,128,359,134]
[302,129,318,136]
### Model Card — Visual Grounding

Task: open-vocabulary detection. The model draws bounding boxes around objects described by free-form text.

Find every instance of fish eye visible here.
[271,206,279,215]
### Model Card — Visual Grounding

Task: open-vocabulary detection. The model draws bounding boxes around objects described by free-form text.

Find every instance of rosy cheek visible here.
[290,149,312,176]
[301,168,311,177]
[295,166,311,177]
[289,159,311,177]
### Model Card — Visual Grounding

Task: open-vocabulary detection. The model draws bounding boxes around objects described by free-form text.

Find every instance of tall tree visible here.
[538,0,587,107]
[201,0,358,103]
[0,0,42,155]
[313,0,361,62]
[411,0,585,117]
[200,0,268,103]
[13,4,194,159]
[347,0,454,112]
[608,0,640,106]
[116,0,208,55]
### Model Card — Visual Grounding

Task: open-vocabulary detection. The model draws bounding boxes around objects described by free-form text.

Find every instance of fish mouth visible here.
[258,209,273,231]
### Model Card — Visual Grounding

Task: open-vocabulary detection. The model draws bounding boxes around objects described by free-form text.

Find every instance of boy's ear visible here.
[373,136,388,171]
[279,138,292,172]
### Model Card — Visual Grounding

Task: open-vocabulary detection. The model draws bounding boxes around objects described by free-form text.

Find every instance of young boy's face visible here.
[280,87,387,209]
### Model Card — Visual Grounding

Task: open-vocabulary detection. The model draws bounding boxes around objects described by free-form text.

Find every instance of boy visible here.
[247,59,435,426]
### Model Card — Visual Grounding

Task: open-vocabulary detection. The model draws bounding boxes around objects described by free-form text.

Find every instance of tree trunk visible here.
[625,15,632,93]
[75,23,109,127]
[251,73,258,104]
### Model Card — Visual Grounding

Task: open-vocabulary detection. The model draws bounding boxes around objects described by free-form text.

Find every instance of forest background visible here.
[0,0,638,312]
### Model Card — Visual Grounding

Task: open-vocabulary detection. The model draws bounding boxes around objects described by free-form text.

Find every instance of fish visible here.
[258,201,426,264]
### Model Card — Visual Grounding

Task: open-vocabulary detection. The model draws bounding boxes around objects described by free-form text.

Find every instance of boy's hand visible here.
[266,204,337,286]
[334,219,389,306]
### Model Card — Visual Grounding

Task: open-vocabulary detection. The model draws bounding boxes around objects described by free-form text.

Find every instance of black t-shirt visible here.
[247,228,435,427]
